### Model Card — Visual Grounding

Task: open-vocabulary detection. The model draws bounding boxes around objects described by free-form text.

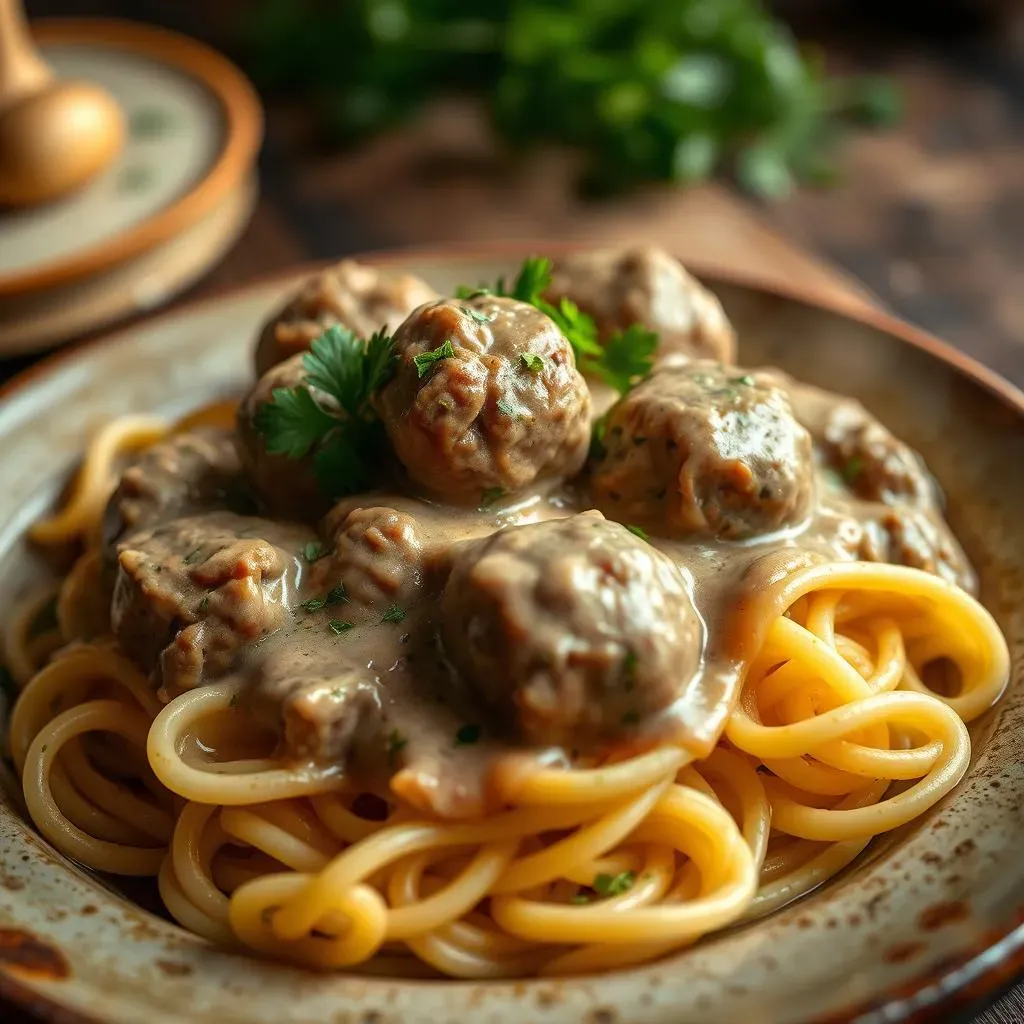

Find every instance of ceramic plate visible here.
[0,250,1022,1024]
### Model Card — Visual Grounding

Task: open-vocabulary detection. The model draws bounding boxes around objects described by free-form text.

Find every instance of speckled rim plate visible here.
[0,247,1022,1024]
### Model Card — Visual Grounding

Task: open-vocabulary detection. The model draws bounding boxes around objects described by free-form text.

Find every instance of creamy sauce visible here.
[89,254,973,821]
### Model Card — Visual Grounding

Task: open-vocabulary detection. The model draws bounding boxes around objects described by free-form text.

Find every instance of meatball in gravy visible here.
[441,513,702,749]
[101,428,245,563]
[592,362,814,540]
[237,353,329,521]
[255,259,437,376]
[546,245,736,367]
[377,295,591,502]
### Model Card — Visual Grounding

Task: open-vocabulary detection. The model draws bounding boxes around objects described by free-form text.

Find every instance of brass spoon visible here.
[0,0,124,207]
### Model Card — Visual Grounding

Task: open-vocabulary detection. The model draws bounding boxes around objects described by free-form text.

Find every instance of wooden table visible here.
[3,4,1023,1022]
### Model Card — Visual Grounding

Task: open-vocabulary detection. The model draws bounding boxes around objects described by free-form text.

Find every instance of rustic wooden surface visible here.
[2,4,1023,1023]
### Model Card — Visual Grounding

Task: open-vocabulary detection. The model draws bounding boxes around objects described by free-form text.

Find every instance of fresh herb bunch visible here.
[254,325,396,497]
[457,256,655,394]
[245,0,899,198]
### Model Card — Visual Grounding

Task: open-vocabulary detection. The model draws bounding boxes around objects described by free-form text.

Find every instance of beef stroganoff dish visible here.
[5,248,1009,979]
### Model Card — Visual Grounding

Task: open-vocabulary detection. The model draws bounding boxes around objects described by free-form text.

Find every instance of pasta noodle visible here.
[5,412,1009,980]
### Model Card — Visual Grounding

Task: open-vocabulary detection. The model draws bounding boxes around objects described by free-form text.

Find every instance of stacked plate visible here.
[0,19,262,356]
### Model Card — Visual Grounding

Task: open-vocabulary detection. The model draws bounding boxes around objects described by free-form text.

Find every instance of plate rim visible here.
[1,243,1022,1024]
[0,18,263,298]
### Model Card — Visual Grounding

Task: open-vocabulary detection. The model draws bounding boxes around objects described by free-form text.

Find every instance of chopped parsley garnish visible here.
[228,692,241,708]
[570,870,636,904]
[329,619,354,635]
[197,595,210,614]
[520,352,545,372]
[455,285,492,300]
[624,524,649,541]
[462,306,497,324]
[455,723,481,746]
[595,324,659,395]
[413,339,456,378]
[386,728,407,765]
[254,325,396,499]
[300,596,326,613]
[496,396,526,420]
[594,871,636,897]
[302,541,328,563]
[622,649,638,691]
[456,257,655,396]
[381,604,406,624]
[590,414,609,461]
[731,374,756,386]
[621,709,640,726]
[843,456,864,482]
[183,548,204,565]
[479,486,505,508]
[326,584,348,605]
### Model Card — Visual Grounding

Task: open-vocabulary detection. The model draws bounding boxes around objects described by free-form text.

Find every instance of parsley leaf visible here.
[622,648,638,691]
[303,326,365,417]
[479,486,505,508]
[254,386,336,459]
[462,306,497,324]
[455,285,491,300]
[329,619,353,635]
[386,728,407,765]
[301,596,326,613]
[496,396,526,420]
[326,584,348,604]
[510,256,553,304]
[197,595,210,614]
[414,339,456,379]
[589,325,658,394]
[364,328,399,395]
[302,541,327,563]
[570,893,591,905]
[312,423,387,498]
[381,604,406,624]
[543,296,603,360]
[455,258,653,396]
[520,352,545,372]
[624,524,649,541]
[843,456,863,482]
[455,723,481,746]
[253,325,397,499]
[594,871,636,897]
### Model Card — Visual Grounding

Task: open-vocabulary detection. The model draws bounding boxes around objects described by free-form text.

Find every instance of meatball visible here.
[255,259,437,376]
[546,246,736,367]
[112,512,310,691]
[376,295,591,503]
[236,354,327,522]
[858,507,975,590]
[591,362,814,540]
[441,513,702,748]
[790,383,937,507]
[101,428,246,564]
[312,505,429,609]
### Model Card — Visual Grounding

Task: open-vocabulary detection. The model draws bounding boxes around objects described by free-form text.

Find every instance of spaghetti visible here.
[2,244,1012,979]
[6,411,1008,978]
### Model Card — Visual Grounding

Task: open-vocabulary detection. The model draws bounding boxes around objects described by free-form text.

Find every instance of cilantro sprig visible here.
[254,326,396,498]
[457,257,655,396]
